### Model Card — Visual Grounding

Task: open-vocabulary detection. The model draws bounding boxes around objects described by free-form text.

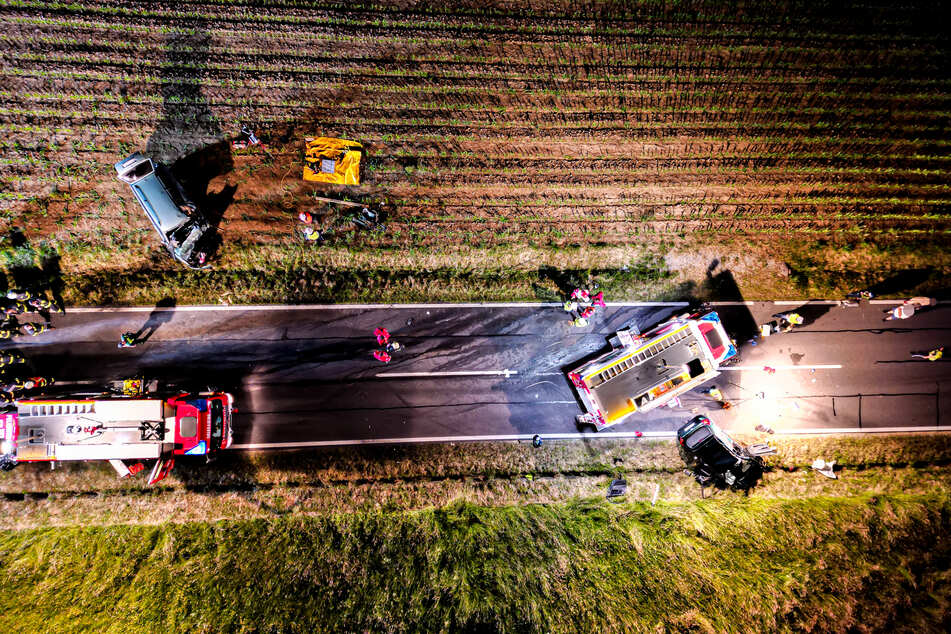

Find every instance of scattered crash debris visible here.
[298,196,386,243]
[811,458,837,479]
[606,478,627,499]
[303,137,363,185]
[231,125,267,151]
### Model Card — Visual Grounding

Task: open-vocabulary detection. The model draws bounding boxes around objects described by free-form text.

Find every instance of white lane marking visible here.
[231,425,951,449]
[707,301,757,306]
[66,302,689,313]
[376,370,518,378]
[721,364,842,371]
[774,426,951,435]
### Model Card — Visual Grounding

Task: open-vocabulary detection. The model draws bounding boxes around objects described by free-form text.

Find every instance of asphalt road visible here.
[6,300,950,447]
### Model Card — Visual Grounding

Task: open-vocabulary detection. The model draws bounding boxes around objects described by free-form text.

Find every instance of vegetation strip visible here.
[1,494,949,632]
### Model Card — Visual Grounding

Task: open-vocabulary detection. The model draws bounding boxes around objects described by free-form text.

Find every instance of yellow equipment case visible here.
[303,137,363,185]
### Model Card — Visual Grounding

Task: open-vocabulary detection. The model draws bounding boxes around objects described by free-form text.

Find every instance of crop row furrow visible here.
[6,38,949,81]
[4,1,947,47]
[7,68,951,115]
[9,53,951,91]
[4,93,949,131]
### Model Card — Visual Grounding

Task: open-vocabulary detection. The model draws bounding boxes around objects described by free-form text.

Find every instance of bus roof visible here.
[573,317,727,424]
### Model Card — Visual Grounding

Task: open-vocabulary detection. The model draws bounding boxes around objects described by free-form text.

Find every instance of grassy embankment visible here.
[5,234,951,306]
[3,434,951,631]
[2,494,949,632]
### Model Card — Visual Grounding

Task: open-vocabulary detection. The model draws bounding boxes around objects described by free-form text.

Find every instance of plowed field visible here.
[1,0,950,302]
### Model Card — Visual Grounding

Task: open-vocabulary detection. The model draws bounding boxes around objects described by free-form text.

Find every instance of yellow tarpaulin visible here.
[303,137,363,185]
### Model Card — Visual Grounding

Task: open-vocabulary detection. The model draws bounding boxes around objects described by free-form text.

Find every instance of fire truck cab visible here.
[568,311,736,431]
[0,390,234,484]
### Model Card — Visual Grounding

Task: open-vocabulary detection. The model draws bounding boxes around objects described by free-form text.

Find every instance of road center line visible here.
[721,364,842,371]
[376,370,519,378]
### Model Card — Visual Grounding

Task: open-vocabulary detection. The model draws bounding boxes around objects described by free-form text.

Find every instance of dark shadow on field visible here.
[533,266,583,301]
[0,229,65,309]
[143,23,235,265]
[701,259,757,341]
[132,297,177,344]
[787,256,951,300]
[868,269,951,299]
[146,27,224,164]
[171,141,237,262]
[533,256,688,303]
[172,141,235,224]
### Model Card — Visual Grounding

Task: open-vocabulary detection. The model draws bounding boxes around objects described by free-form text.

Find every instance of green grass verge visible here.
[2,494,950,633]
[6,233,951,306]
[5,433,951,495]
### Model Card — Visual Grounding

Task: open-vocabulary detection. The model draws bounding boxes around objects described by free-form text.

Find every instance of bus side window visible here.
[687,359,704,378]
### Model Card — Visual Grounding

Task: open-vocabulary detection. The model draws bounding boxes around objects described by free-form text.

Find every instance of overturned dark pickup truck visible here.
[677,415,774,489]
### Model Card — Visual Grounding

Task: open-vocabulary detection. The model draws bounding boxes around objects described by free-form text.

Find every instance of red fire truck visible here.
[0,379,234,484]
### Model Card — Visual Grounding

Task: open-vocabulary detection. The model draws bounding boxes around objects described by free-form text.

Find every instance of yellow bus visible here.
[568,311,736,431]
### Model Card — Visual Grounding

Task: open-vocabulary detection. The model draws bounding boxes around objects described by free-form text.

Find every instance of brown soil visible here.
[1,1,949,301]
